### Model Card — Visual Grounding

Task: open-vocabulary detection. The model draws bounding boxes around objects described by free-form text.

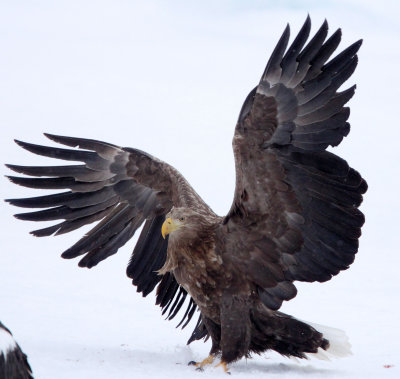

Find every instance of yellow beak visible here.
[161,217,179,239]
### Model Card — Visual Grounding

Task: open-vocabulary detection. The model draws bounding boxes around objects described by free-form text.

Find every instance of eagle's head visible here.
[161,207,212,241]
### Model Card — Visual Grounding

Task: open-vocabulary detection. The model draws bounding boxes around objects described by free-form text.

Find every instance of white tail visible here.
[307,322,352,361]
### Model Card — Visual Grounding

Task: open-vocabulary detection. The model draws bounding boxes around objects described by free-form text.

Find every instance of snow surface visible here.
[1,0,400,378]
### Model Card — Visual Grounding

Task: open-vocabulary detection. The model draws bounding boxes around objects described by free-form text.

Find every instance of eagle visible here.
[0,322,33,379]
[6,16,366,373]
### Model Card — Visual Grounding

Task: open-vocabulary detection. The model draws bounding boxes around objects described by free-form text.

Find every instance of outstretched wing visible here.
[6,134,214,338]
[225,17,367,310]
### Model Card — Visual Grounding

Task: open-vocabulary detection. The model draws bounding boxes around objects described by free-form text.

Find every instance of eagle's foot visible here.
[215,360,231,375]
[188,355,215,371]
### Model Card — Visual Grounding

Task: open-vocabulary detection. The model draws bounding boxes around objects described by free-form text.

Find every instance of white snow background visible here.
[1,1,399,378]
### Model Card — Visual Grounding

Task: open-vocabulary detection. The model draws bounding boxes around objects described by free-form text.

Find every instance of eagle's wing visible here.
[225,17,367,310]
[6,134,212,338]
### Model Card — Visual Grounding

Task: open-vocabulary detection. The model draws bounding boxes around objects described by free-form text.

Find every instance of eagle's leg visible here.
[188,354,215,370]
[219,294,251,369]
[188,316,221,370]
[215,360,230,374]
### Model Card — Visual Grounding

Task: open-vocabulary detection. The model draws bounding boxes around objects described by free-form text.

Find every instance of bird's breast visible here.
[166,244,227,320]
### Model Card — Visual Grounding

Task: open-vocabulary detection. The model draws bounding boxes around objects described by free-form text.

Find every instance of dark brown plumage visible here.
[6,16,366,371]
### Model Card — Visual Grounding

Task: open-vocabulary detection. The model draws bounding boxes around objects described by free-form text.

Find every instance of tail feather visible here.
[306,322,352,360]
[249,304,352,361]
[250,306,328,359]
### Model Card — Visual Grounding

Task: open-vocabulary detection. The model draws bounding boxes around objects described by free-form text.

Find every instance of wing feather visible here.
[32,207,114,237]
[6,133,213,337]
[226,18,366,310]
[280,15,311,85]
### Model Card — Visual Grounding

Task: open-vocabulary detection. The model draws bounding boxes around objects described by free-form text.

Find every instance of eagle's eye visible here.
[179,216,185,221]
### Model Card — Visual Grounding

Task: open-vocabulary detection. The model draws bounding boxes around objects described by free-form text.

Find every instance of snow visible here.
[0,0,399,378]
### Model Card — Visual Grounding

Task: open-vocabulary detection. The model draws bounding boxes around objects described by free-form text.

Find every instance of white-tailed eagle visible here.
[6,16,366,373]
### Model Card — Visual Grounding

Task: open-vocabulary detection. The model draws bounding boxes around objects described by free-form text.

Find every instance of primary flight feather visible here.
[6,16,366,372]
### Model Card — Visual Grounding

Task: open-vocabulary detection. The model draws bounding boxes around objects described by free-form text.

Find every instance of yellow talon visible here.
[195,355,215,368]
[215,360,230,374]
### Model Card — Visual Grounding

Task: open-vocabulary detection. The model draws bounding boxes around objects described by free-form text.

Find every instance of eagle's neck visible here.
[158,223,218,276]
